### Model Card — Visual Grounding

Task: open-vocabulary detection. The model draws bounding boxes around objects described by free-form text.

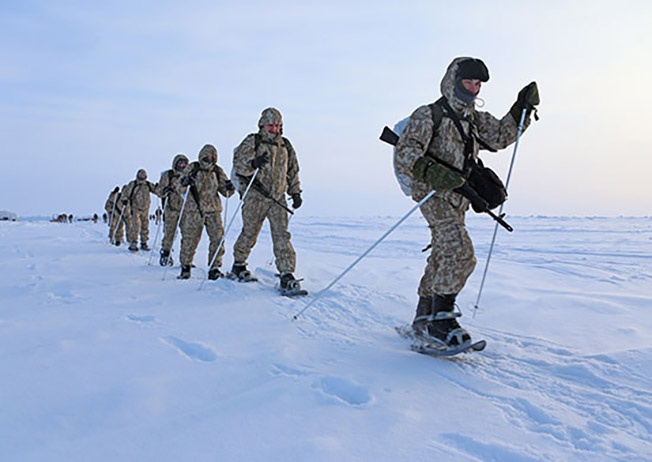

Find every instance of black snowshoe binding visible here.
[227,262,257,282]
[208,268,224,280]
[159,249,173,267]
[412,294,471,348]
[178,264,191,280]
[279,272,308,297]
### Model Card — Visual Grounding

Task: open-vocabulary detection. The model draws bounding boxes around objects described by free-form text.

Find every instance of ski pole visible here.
[199,168,260,290]
[293,189,436,320]
[473,107,528,317]
[162,189,189,281]
[147,198,166,265]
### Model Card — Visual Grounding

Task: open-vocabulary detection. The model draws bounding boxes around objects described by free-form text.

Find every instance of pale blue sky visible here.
[1,0,650,217]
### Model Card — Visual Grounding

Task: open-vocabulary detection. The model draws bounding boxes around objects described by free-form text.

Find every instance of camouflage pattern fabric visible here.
[231,108,301,274]
[395,57,529,296]
[123,177,156,246]
[178,145,234,269]
[108,206,126,242]
[155,154,189,252]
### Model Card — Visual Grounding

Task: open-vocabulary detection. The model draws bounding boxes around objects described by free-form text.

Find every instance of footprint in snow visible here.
[126,314,158,323]
[162,336,218,362]
[314,376,374,407]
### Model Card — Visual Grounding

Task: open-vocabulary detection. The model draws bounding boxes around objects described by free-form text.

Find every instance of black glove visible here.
[181,174,195,187]
[121,199,128,206]
[162,186,172,196]
[510,81,540,122]
[251,153,269,169]
[225,180,235,193]
[291,193,302,209]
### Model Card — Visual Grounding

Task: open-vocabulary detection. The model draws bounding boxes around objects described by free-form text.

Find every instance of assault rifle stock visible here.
[379,126,512,232]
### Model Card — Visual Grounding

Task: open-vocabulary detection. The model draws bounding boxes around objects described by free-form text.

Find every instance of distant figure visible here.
[177,145,234,280]
[154,154,189,267]
[122,169,157,252]
[92,213,98,223]
[102,212,108,223]
[68,214,73,223]
[394,57,539,348]
[230,107,305,295]
[105,186,124,245]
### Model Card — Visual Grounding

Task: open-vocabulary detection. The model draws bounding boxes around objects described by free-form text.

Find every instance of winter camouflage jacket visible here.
[155,154,189,212]
[180,144,233,215]
[395,57,529,203]
[122,174,156,211]
[232,108,301,200]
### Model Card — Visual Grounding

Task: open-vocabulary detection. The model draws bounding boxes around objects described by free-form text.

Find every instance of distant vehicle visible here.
[0,210,18,221]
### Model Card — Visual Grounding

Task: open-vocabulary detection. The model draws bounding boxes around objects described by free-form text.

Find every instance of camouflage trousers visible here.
[179,211,224,269]
[418,192,476,297]
[233,195,296,274]
[126,208,150,245]
[161,209,181,252]
[108,212,125,242]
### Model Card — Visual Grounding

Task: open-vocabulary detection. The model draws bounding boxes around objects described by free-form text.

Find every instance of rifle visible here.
[237,175,294,214]
[379,127,512,232]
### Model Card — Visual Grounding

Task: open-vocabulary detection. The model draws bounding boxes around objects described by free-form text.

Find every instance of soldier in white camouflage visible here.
[177,144,235,280]
[395,57,539,347]
[122,169,157,252]
[154,154,189,266]
[230,107,303,292]
[104,186,124,245]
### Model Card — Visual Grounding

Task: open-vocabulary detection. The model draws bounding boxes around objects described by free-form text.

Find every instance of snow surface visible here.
[1,214,651,461]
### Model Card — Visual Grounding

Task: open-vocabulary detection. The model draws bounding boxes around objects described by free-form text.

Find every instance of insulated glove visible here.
[251,153,269,169]
[225,180,235,193]
[291,193,302,209]
[181,174,195,187]
[121,199,128,206]
[412,156,465,191]
[510,81,540,122]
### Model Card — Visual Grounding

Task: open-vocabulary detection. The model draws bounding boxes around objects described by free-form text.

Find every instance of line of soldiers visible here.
[103,108,304,292]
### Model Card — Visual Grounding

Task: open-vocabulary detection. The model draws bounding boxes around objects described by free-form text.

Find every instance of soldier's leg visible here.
[205,212,225,270]
[232,198,268,265]
[418,194,476,297]
[179,211,203,267]
[161,210,180,252]
[267,203,296,274]
[139,209,150,245]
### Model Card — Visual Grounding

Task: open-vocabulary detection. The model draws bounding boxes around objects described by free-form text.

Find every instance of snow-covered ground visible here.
[1,214,650,461]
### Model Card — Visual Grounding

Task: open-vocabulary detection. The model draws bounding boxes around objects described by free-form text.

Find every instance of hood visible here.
[198,144,217,169]
[440,57,489,111]
[136,169,148,181]
[258,107,283,128]
[172,153,189,172]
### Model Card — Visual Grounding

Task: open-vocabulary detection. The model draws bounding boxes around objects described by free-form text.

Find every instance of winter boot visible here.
[426,293,471,347]
[159,249,171,267]
[178,264,191,280]
[208,268,224,280]
[279,271,299,290]
[230,262,256,282]
[114,240,121,247]
[128,242,139,252]
[411,296,433,336]
[140,242,150,251]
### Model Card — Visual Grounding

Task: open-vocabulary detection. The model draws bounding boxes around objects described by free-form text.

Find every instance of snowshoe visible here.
[159,249,173,267]
[227,263,258,282]
[208,268,224,280]
[177,265,191,280]
[396,325,485,357]
[128,242,139,252]
[279,273,308,297]
[140,243,151,251]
